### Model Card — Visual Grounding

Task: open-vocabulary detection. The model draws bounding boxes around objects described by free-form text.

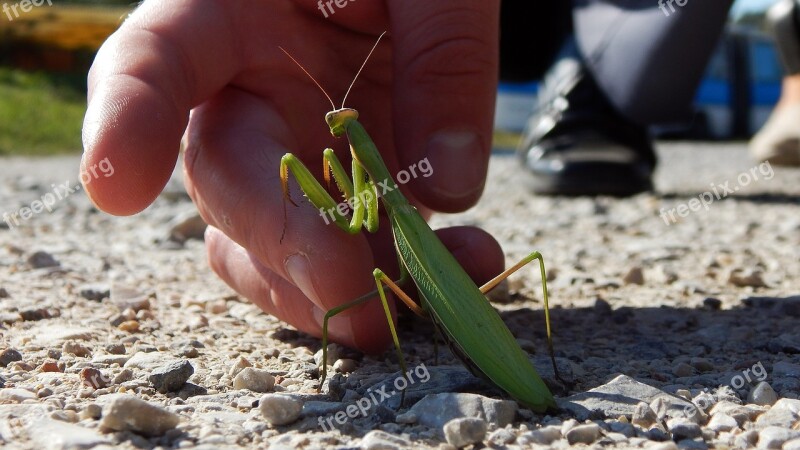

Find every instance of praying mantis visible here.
[278,33,558,412]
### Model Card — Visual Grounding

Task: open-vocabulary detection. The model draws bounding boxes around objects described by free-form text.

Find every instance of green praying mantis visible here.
[278,33,558,412]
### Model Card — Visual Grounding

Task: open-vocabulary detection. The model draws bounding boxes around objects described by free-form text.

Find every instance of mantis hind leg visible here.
[319,269,420,407]
[479,252,562,383]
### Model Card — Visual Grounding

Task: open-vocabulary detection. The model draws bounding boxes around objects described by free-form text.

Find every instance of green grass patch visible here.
[0,67,86,155]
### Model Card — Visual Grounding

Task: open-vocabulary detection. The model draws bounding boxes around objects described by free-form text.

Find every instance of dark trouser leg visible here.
[499,2,572,82]
[573,0,734,124]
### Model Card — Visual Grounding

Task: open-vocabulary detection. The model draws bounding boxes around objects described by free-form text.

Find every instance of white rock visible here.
[443,417,487,448]
[28,418,110,450]
[758,426,800,449]
[518,425,561,445]
[707,412,738,433]
[233,368,275,393]
[124,352,178,371]
[748,381,778,406]
[228,356,252,378]
[100,394,180,436]
[360,430,411,450]
[259,394,303,426]
[632,401,658,427]
[408,393,517,429]
[784,438,800,450]
[333,358,357,373]
[0,388,37,403]
[565,423,601,445]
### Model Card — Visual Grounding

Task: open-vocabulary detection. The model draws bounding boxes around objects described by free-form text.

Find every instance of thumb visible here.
[388,1,499,213]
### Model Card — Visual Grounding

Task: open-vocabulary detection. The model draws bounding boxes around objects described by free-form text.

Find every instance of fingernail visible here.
[285,253,320,304]
[425,130,486,201]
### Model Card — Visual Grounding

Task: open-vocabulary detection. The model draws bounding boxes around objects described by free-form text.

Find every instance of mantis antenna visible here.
[278,46,336,111]
[279,31,388,109]
[341,31,387,108]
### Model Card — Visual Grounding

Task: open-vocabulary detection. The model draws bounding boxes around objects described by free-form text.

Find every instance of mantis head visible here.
[325,108,359,137]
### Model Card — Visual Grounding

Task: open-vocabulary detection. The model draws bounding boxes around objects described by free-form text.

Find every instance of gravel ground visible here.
[0,142,799,449]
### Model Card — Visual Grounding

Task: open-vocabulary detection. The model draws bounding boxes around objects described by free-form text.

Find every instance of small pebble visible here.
[233,367,275,393]
[565,423,601,445]
[80,368,109,389]
[728,269,767,288]
[149,360,194,393]
[487,428,516,446]
[0,388,37,402]
[207,299,228,314]
[0,348,22,367]
[623,266,645,285]
[79,403,102,420]
[758,426,800,449]
[443,418,487,448]
[673,362,694,377]
[117,320,140,332]
[632,402,658,427]
[113,369,134,384]
[27,251,59,268]
[690,357,714,372]
[360,430,411,450]
[518,427,561,446]
[37,387,53,398]
[62,341,91,357]
[314,346,339,367]
[20,308,50,321]
[395,411,417,424]
[667,418,702,440]
[79,284,110,301]
[707,412,737,433]
[649,442,679,450]
[40,360,60,372]
[702,297,722,310]
[105,343,126,355]
[228,357,252,378]
[676,389,692,400]
[51,410,79,423]
[735,430,759,448]
[748,381,778,406]
[101,395,180,436]
[258,393,303,426]
[333,358,357,373]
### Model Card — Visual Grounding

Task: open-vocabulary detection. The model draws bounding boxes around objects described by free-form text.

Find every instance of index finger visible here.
[81,1,244,215]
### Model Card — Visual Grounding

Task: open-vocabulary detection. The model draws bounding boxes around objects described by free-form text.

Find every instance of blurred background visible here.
[0,0,789,156]
[0,0,128,156]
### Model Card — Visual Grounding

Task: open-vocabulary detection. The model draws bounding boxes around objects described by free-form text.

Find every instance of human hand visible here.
[81,0,503,353]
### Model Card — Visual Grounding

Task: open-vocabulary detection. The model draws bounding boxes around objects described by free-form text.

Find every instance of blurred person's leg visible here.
[517,0,733,196]
[750,0,800,166]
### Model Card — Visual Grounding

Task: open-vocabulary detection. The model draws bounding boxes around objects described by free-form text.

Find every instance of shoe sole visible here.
[525,162,654,197]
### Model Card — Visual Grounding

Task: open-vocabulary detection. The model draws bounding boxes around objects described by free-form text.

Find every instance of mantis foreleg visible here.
[280,150,379,234]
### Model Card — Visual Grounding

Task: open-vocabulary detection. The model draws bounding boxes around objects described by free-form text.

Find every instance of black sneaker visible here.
[518,37,657,196]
